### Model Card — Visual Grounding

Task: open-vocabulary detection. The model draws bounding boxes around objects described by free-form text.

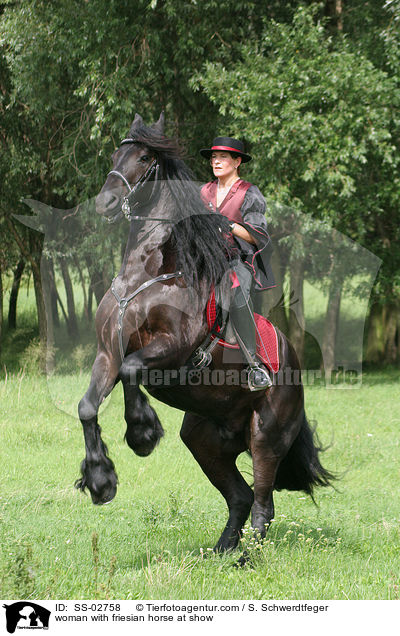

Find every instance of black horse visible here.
[76,113,332,554]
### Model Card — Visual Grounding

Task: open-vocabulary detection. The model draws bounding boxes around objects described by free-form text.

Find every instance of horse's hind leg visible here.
[249,393,303,537]
[250,419,278,538]
[76,351,119,505]
[180,412,253,553]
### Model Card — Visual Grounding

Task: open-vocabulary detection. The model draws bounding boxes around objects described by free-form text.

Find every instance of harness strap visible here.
[108,169,133,193]
[190,310,227,369]
[111,271,183,361]
[106,160,160,223]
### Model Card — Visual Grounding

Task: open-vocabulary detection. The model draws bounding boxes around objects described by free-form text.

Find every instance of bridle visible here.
[104,137,165,224]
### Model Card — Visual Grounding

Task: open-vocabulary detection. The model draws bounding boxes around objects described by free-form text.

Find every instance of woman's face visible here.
[210,151,241,181]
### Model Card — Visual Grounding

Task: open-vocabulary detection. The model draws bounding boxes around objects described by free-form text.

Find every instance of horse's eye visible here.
[140,155,150,163]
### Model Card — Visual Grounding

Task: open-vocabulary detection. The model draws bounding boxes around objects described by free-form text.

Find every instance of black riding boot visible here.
[229,303,272,391]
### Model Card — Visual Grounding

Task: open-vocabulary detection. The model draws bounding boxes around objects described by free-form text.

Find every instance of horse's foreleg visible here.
[121,378,164,457]
[76,352,119,505]
[180,413,253,553]
[118,336,182,457]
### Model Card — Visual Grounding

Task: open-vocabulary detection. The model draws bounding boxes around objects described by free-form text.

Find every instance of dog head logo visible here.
[3,602,50,633]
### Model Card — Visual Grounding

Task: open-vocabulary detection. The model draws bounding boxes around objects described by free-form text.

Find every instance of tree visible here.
[0,0,270,362]
[193,5,400,368]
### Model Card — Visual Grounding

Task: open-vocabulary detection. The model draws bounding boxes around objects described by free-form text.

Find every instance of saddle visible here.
[204,289,280,373]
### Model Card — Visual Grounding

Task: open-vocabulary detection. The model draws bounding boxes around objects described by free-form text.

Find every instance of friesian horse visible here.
[76,113,332,554]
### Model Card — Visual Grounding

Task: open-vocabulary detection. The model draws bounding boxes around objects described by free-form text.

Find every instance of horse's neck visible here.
[117,189,175,287]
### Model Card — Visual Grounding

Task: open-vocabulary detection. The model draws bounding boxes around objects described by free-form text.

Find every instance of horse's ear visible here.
[153,111,165,134]
[131,113,144,130]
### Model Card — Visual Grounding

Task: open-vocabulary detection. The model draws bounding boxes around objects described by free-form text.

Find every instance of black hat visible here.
[199,136,252,163]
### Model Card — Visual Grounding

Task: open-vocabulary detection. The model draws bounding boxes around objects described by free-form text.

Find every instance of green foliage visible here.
[18,337,53,375]
[1,1,400,361]
[1,0,271,200]
[193,5,400,300]
[71,344,97,374]
[0,0,287,332]
[3,541,37,599]
[194,7,399,222]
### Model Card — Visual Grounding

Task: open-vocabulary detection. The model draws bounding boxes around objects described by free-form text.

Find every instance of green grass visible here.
[0,370,399,600]
[0,279,397,599]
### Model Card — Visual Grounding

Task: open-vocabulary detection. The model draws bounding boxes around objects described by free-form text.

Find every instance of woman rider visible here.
[199,136,274,391]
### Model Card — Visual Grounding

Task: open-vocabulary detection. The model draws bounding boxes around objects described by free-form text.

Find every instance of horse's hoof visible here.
[91,490,116,506]
[93,497,114,506]
[233,551,253,569]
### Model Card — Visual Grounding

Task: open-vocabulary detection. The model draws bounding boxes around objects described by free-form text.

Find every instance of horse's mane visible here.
[128,121,233,289]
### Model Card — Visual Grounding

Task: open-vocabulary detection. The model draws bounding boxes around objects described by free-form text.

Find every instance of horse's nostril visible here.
[105,193,120,209]
[96,191,119,214]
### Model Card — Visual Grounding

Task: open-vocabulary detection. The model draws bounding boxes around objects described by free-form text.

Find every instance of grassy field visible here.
[0,368,399,600]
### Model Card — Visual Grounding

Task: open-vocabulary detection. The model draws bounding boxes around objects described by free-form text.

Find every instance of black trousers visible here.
[231,259,254,309]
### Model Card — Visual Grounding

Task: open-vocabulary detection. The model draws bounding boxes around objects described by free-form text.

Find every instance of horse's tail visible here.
[274,412,334,497]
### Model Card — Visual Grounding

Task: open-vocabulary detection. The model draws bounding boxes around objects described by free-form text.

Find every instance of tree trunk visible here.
[92,269,106,305]
[31,261,47,344]
[86,256,106,306]
[73,254,89,321]
[55,289,69,325]
[40,257,55,373]
[367,301,400,365]
[8,259,25,329]
[289,258,305,368]
[48,258,60,328]
[365,303,386,363]
[325,0,343,31]
[88,285,93,322]
[6,220,49,362]
[321,273,344,376]
[0,265,3,361]
[59,257,79,340]
[27,232,47,346]
[384,304,399,364]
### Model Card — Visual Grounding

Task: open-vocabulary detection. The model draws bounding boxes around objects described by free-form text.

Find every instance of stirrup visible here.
[247,364,273,392]
[191,347,212,369]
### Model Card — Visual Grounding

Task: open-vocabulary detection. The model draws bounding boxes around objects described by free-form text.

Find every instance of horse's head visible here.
[96,112,164,221]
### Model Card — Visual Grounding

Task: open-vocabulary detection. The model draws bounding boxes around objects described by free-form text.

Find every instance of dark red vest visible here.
[201,179,275,292]
[201,179,251,223]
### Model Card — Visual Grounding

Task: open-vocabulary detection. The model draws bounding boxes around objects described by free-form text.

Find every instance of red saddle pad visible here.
[206,291,280,373]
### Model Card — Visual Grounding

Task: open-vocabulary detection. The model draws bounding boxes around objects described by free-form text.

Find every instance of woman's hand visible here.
[230,222,257,245]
